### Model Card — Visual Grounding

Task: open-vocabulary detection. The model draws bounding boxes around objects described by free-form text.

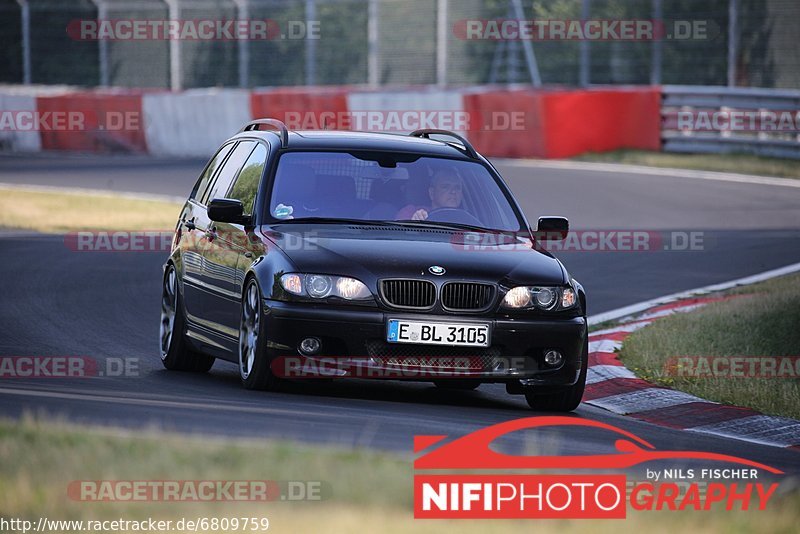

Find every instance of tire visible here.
[433,379,481,391]
[524,338,588,412]
[160,264,215,372]
[238,278,281,391]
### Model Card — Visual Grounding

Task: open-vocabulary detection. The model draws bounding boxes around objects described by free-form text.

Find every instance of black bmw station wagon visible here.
[161,119,588,411]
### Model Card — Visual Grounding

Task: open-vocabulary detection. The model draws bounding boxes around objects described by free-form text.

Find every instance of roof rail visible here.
[409,129,479,160]
[239,118,289,148]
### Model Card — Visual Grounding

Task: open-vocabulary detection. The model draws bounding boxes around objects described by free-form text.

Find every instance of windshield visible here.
[268,151,524,232]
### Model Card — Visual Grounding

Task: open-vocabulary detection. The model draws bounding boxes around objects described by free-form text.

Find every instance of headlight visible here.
[533,287,557,309]
[561,287,577,309]
[307,275,333,298]
[503,286,532,309]
[502,286,578,311]
[335,277,371,300]
[280,273,372,301]
[281,274,304,296]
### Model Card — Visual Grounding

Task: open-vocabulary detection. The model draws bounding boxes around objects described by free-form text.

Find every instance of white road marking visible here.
[586,365,637,385]
[632,303,708,322]
[588,261,800,325]
[588,338,623,354]
[589,321,653,337]
[688,416,800,448]
[587,388,710,415]
[496,158,800,189]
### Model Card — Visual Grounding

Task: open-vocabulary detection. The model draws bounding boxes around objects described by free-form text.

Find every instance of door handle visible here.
[184,220,196,231]
[205,226,217,240]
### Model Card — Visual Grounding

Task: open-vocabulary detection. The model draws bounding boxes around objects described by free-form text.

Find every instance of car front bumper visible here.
[262,300,588,388]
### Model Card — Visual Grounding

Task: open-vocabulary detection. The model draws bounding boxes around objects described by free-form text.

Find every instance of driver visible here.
[395,169,464,221]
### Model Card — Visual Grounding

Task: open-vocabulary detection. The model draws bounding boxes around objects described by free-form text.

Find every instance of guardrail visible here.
[661,85,800,160]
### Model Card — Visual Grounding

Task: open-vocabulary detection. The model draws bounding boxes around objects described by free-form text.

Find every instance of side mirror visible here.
[535,216,569,241]
[208,198,248,224]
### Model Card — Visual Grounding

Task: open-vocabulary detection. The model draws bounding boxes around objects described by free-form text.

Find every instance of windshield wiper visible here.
[275,218,405,227]
[393,219,510,234]
[275,217,519,236]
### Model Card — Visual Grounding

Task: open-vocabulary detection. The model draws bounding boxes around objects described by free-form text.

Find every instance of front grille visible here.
[381,279,436,309]
[441,282,495,311]
[365,340,504,371]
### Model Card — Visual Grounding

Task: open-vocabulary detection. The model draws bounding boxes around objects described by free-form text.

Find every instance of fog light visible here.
[544,350,563,367]
[299,337,321,355]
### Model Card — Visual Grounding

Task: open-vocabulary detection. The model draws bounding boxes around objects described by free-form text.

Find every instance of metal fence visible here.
[661,85,800,159]
[1,0,799,90]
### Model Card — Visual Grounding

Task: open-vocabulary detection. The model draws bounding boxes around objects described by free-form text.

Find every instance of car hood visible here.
[261,224,566,286]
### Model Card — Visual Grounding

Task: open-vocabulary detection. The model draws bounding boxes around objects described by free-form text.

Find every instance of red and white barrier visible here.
[142,89,251,157]
[0,85,73,152]
[347,88,468,136]
[1,85,663,159]
[251,87,349,131]
[464,87,661,158]
[38,90,148,154]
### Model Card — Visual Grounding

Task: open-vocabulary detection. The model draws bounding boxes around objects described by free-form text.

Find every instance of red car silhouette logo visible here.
[414,416,782,473]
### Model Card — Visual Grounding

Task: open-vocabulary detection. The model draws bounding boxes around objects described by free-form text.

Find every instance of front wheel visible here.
[160,264,215,372]
[524,339,588,412]
[239,279,281,391]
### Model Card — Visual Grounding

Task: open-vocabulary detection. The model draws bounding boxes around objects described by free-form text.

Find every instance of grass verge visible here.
[0,187,182,233]
[1,417,799,533]
[617,273,800,419]
[574,150,800,180]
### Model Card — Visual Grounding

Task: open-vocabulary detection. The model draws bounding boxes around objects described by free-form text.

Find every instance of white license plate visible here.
[387,320,490,347]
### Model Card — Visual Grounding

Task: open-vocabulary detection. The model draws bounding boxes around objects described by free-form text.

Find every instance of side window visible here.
[202,141,257,205]
[191,142,234,203]
[228,143,268,216]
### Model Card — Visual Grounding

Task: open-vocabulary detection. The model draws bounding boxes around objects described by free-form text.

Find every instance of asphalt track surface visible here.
[1,153,800,474]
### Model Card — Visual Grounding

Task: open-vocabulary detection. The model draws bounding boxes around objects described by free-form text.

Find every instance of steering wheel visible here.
[426,207,483,227]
